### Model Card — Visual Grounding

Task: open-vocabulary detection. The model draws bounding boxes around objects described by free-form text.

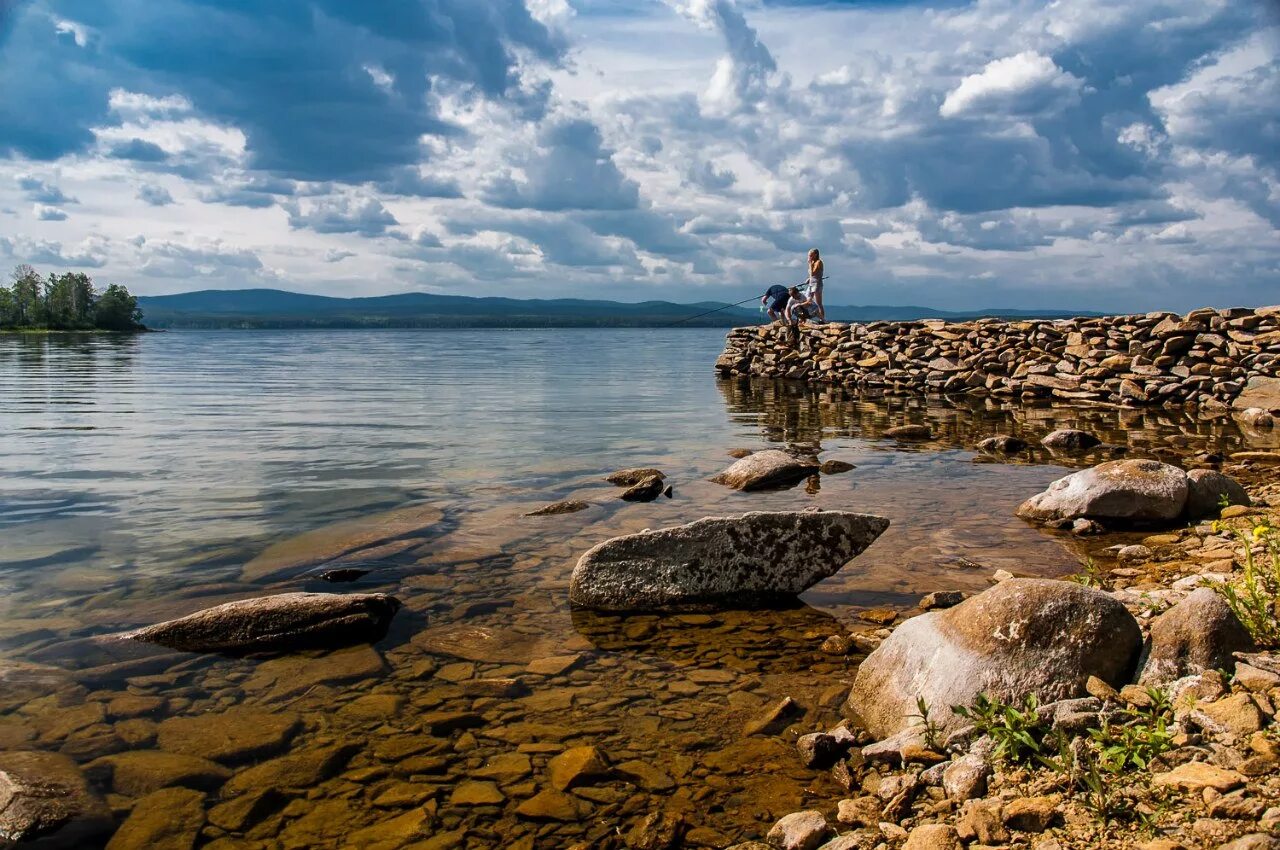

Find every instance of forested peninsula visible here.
[0,264,145,332]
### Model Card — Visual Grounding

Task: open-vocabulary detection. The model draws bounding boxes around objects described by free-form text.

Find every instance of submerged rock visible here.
[819,460,855,475]
[569,510,889,611]
[710,450,820,491]
[1016,459,1190,525]
[0,750,112,848]
[122,592,401,654]
[525,500,590,517]
[1139,587,1254,685]
[606,468,666,486]
[976,436,1028,454]
[620,476,665,502]
[884,424,932,440]
[1040,428,1101,452]
[241,502,442,580]
[846,578,1142,739]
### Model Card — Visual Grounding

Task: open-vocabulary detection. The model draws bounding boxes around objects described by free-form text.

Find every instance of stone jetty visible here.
[715,307,1280,411]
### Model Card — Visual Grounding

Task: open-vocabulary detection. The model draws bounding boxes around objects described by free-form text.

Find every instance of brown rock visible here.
[1003,796,1058,832]
[123,592,401,654]
[548,746,610,790]
[765,810,832,850]
[903,824,961,850]
[156,707,300,764]
[847,578,1141,739]
[104,787,205,850]
[607,468,666,486]
[956,799,1008,845]
[1152,761,1245,792]
[710,451,820,491]
[526,500,590,516]
[0,750,112,846]
[515,787,586,821]
[1140,588,1254,685]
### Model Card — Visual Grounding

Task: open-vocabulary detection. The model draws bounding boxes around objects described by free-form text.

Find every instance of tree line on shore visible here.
[0,264,143,331]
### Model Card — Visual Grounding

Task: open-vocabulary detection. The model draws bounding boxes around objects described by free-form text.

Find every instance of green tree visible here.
[44,272,97,329]
[0,285,16,328]
[94,284,142,331]
[10,264,45,327]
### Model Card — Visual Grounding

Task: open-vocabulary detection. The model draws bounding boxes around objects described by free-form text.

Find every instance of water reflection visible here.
[1,331,1267,849]
[716,375,1276,461]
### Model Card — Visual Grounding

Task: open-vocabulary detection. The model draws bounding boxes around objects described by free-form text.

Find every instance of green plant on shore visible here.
[1210,518,1280,647]
[952,692,1050,763]
[1068,557,1105,589]
[908,696,944,751]
[1089,697,1174,774]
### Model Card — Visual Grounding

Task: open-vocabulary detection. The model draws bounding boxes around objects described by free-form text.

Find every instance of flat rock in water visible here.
[846,578,1142,739]
[1016,459,1190,525]
[819,460,855,474]
[122,592,400,654]
[710,450,820,491]
[240,502,442,580]
[525,500,590,516]
[0,750,112,847]
[606,468,666,486]
[884,424,933,440]
[569,510,889,611]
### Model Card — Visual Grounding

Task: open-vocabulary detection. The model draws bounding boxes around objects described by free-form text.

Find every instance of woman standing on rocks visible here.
[792,248,825,322]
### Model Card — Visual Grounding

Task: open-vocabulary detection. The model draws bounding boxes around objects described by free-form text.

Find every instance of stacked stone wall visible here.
[715,307,1280,411]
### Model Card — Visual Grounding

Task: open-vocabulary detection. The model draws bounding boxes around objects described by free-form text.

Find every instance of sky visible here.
[0,0,1277,311]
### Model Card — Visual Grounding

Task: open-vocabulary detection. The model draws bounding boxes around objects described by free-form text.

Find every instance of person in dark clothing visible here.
[761,284,790,323]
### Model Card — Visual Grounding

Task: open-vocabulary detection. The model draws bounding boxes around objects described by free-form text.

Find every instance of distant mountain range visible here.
[136,288,1099,329]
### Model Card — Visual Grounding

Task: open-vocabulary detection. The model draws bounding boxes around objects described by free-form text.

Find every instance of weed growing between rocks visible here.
[1212,518,1280,647]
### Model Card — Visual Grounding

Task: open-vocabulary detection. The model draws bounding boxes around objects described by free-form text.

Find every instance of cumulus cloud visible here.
[666,0,777,115]
[34,204,68,221]
[18,176,76,205]
[136,184,174,206]
[481,117,640,211]
[284,196,398,236]
[940,51,1085,118]
[0,234,109,267]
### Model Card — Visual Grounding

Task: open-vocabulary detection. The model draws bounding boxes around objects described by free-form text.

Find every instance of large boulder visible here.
[846,579,1142,740]
[1139,587,1255,685]
[1233,376,1280,413]
[1016,459,1189,525]
[0,750,113,848]
[710,451,819,491]
[1185,469,1251,520]
[1040,429,1100,452]
[569,510,889,611]
[122,592,401,654]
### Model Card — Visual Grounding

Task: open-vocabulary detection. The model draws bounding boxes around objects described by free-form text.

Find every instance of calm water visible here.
[0,330,1264,849]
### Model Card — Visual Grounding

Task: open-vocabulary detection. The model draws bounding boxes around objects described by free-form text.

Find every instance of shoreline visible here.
[743,447,1280,850]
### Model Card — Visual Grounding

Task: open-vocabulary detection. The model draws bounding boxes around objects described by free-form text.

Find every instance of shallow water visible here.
[0,330,1269,849]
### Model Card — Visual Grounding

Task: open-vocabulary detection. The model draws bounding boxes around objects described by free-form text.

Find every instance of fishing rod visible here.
[668,278,829,326]
[668,293,769,326]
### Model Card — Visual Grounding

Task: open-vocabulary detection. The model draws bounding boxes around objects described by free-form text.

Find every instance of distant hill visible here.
[136,288,1099,329]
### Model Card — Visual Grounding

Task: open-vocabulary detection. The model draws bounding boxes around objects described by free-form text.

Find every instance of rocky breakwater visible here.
[715,306,1280,412]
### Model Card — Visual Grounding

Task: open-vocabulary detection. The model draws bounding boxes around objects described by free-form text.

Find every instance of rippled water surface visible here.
[0,330,1266,849]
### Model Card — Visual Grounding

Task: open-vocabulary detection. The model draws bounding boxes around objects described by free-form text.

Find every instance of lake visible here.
[0,329,1260,849]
